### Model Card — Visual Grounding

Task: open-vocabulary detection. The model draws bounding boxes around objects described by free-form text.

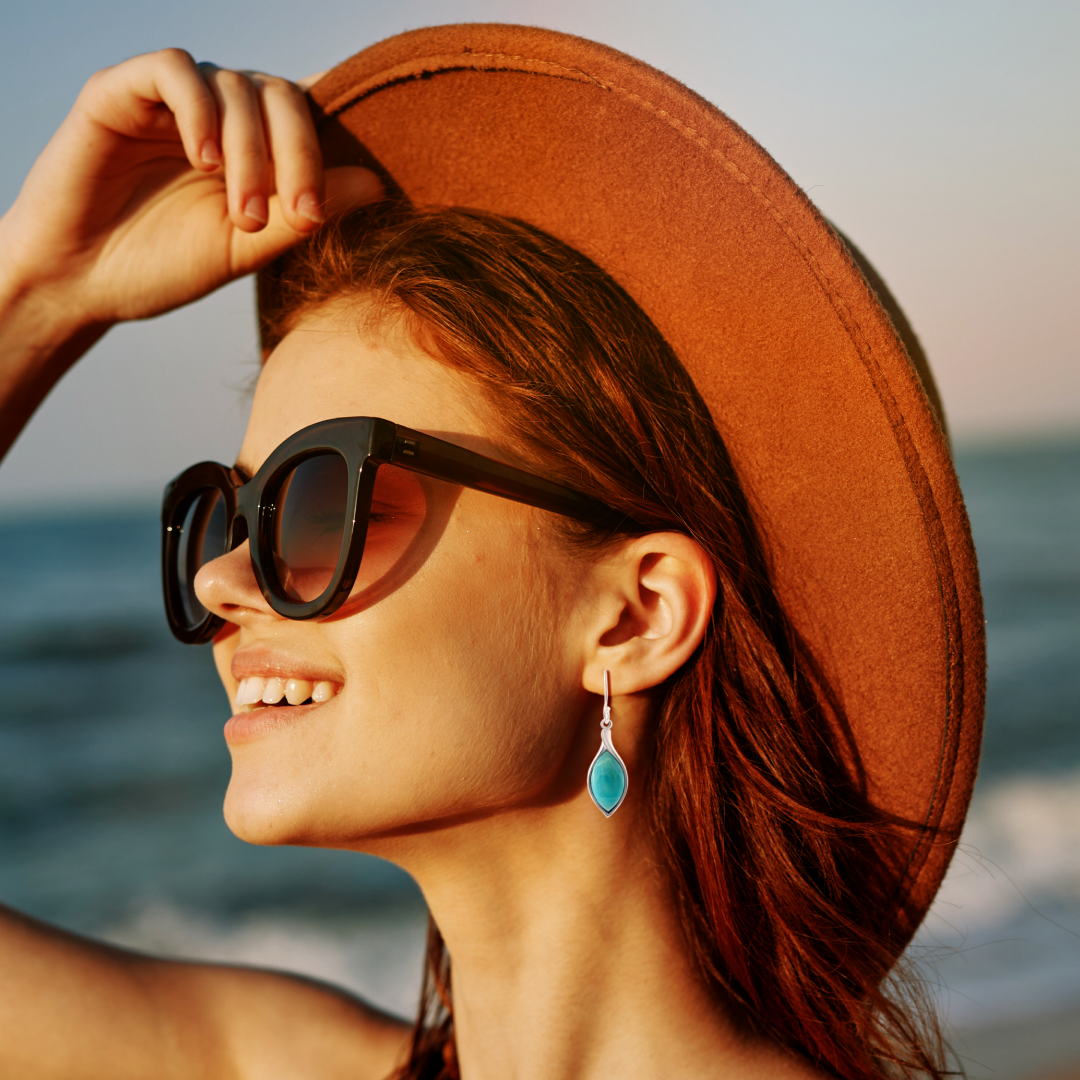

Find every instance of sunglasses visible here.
[161,416,630,644]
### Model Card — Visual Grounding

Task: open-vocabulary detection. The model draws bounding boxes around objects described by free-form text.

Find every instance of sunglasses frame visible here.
[162,416,631,644]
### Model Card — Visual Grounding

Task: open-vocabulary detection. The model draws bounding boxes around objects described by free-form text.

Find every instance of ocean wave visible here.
[913,768,1080,1029]
[0,617,165,663]
[931,767,1080,930]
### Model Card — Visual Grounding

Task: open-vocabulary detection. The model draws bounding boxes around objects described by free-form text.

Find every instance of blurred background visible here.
[1,2,1077,1076]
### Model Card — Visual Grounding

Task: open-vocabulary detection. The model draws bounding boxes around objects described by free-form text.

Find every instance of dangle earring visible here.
[587,670,629,817]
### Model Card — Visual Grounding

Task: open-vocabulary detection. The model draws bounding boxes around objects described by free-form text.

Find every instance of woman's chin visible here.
[221,776,329,847]
[221,770,409,850]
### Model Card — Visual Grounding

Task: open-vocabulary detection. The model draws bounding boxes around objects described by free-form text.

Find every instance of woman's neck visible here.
[379,795,814,1080]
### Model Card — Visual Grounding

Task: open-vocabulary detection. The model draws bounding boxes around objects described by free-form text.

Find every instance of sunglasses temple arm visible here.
[389,427,622,528]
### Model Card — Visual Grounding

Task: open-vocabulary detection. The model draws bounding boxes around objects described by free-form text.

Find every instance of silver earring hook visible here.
[588,668,627,815]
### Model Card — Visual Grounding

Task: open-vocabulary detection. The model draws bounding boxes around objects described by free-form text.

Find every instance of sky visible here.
[0,0,1077,509]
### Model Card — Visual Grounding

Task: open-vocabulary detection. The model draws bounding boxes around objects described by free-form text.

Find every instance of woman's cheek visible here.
[222,507,582,843]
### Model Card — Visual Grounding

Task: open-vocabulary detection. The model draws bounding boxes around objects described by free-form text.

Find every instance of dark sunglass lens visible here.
[273,453,350,602]
[176,488,227,628]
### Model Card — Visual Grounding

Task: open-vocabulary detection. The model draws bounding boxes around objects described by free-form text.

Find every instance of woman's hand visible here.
[0,49,380,463]
[0,49,379,326]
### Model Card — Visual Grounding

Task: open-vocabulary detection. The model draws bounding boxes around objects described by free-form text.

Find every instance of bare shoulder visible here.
[143,956,412,1080]
[728,1027,833,1080]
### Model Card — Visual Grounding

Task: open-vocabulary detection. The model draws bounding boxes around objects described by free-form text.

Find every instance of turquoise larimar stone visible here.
[588,749,628,814]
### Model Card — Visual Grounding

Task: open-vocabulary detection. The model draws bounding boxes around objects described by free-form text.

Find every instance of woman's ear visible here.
[579,533,716,697]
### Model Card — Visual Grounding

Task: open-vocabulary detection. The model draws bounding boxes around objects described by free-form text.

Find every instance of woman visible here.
[0,25,983,1080]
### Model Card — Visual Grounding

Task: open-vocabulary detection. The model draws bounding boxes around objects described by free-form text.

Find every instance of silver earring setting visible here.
[587,670,628,817]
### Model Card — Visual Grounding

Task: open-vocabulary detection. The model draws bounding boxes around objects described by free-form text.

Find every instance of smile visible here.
[233,676,342,712]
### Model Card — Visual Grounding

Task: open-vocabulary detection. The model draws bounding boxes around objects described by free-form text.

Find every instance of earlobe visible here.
[583,533,716,697]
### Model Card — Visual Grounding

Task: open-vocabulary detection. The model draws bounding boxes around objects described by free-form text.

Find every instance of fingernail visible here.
[295,192,324,224]
[243,194,268,224]
[200,139,222,167]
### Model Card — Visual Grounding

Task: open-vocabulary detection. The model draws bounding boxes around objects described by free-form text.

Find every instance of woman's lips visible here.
[223,671,343,745]
[224,647,345,743]
[224,692,339,744]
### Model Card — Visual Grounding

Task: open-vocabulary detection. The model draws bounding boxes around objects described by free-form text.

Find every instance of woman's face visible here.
[195,303,596,854]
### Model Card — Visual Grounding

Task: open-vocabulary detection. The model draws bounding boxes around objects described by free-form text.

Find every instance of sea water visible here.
[911,438,1080,1064]
[1,439,1077,1033]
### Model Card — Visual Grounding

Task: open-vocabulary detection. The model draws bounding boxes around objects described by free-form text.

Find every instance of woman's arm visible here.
[0,51,395,1077]
[0,904,409,1079]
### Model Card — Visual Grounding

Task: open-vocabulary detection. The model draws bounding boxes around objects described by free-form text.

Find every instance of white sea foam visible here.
[102,901,428,1020]
[913,767,1080,1030]
[932,767,1080,928]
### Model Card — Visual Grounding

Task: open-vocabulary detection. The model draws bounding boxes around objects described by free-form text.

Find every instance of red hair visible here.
[258,205,948,1079]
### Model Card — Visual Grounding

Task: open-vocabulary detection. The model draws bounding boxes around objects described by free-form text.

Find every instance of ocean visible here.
[1,438,1078,1066]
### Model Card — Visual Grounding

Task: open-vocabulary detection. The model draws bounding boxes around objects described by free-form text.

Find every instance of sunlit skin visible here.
[0,48,824,1080]
[193,303,820,1079]
[201,307,597,847]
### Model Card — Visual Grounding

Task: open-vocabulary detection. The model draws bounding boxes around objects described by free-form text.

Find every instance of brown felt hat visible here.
[306,23,984,950]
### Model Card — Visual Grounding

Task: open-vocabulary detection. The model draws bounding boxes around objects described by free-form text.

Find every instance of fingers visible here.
[81,49,222,171]
[257,75,325,231]
[75,50,375,240]
[154,52,222,169]
[199,66,331,235]
[323,166,385,216]
[228,167,384,277]
[200,65,273,231]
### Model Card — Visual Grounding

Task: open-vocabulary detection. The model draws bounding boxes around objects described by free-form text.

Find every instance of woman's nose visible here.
[194,540,278,627]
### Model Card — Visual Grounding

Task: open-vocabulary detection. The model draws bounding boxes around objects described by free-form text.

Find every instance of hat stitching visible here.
[320,52,609,119]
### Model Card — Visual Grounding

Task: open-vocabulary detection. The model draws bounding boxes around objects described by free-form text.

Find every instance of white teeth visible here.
[235,677,267,706]
[262,677,287,704]
[285,678,314,705]
[312,681,337,703]
[234,675,340,710]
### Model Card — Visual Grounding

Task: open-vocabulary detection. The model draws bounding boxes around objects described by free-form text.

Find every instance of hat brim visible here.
[308,23,984,949]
